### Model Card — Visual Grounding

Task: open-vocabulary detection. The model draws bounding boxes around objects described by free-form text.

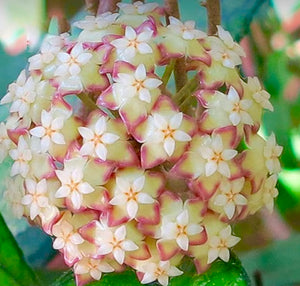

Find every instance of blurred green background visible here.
[1,0,300,285]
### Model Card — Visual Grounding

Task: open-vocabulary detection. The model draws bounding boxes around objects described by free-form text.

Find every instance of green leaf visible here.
[0,212,41,286]
[52,253,250,286]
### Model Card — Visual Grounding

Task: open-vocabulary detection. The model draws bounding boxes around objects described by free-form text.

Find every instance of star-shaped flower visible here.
[146,112,192,157]
[9,76,38,118]
[207,225,240,264]
[52,219,84,263]
[21,178,50,220]
[213,177,248,219]
[139,260,183,286]
[247,77,273,111]
[167,16,206,40]
[160,209,204,251]
[9,136,33,178]
[117,1,159,15]
[78,116,120,161]
[221,86,254,126]
[96,224,138,265]
[55,161,95,210]
[74,257,114,283]
[208,26,245,68]
[113,64,162,104]
[199,133,237,177]
[55,43,93,77]
[110,174,155,219]
[264,133,283,174]
[111,26,153,62]
[30,109,66,152]
[262,174,279,212]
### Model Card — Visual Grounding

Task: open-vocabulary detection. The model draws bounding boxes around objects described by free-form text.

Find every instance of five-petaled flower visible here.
[207,225,240,264]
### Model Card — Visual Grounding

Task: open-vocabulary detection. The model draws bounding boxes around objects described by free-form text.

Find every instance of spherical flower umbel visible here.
[1,2,281,286]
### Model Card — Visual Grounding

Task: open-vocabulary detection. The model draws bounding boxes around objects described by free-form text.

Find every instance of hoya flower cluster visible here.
[1,2,282,286]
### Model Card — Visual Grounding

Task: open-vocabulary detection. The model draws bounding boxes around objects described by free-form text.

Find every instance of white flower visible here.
[78,116,119,160]
[9,76,38,118]
[139,260,183,286]
[214,178,248,219]
[28,34,66,71]
[168,16,206,40]
[264,133,283,174]
[30,109,66,152]
[147,112,192,156]
[74,13,119,31]
[160,210,203,251]
[207,225,240,264]
[0,122,13,163]
[110,175,154,219]
[52,219,84,258]
[222,86,253,126]
[1,69,26,104]
[199,134,237,178]
[54,43,93,77]
[262,174,279,212]
[209,26,245,68]
[9,136,32,177]
[96,224,138,265]
[111,26,153,62]
[74,258,114,281]
[113,64,162,105]
[21,178,49,220]
[117,1,159,15]
[55,165,95,210]
[247,77,273,111]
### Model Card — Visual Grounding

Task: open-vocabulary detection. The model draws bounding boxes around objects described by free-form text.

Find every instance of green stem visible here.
[162,59,175,86]
[173,76,199,105]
